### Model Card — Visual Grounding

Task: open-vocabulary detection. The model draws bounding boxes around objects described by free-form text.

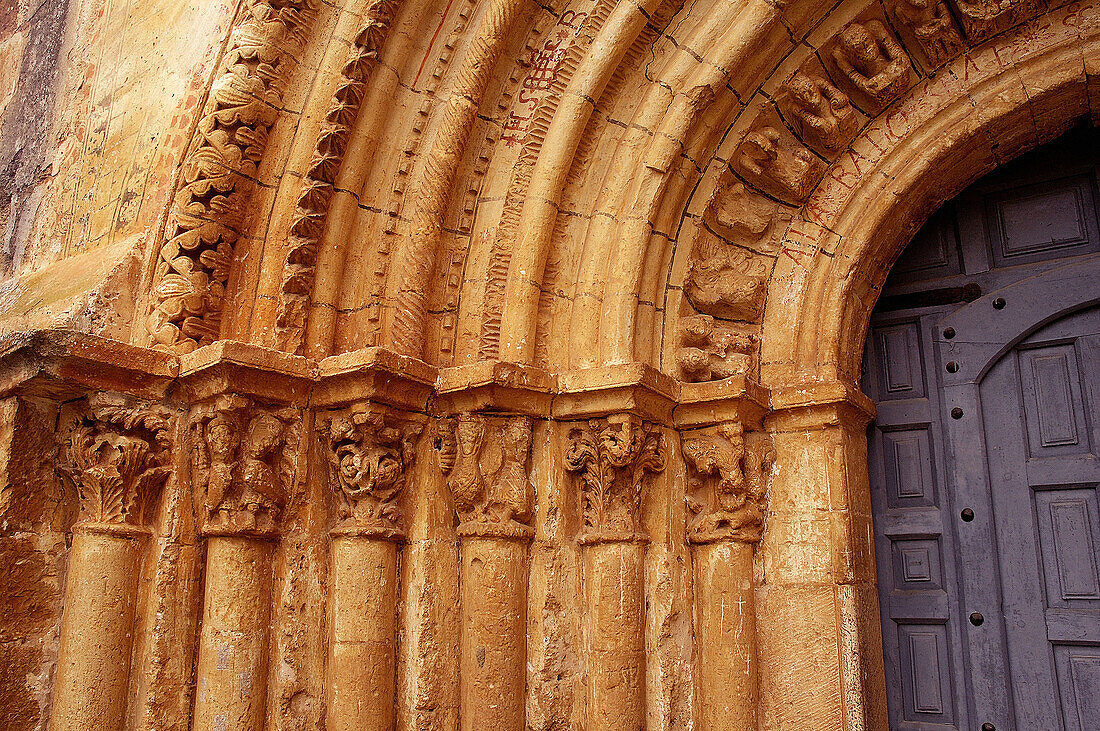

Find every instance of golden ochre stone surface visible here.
[0,0,1095,728]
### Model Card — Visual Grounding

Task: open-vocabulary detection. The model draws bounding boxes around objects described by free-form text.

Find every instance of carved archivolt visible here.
[190,394,300,537]
[440,412,535,538]
[321,404,421,537]
[274,0,399,354]
[565,414,666,541]
[57,393,176,531]
[682,422,774,544]
[147,0,320,354]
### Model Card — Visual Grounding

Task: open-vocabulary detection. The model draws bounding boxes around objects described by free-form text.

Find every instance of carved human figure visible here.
[832,21,911,109]
[737,126,817,202]
[784,71,856,153]
[893,0,964,66]
[683,422,774,543]
[447,413,488,521]
[489,416,534,526]
[193,400,296,537]
[678,313,755,382]
[442,413,534,532]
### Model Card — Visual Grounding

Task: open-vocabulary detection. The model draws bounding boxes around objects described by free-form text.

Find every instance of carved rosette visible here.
[565,415,667,544]
[682,422,774,544]
[147,0,321,354]
[57,393,177,536]
[190,395,300,538]
[440,413,535,540]
[321,405,422,540]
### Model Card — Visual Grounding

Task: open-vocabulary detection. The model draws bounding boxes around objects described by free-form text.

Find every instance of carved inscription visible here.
[683,422,773,544]
[441,413,535,538]
[58,394,176,531]
[322,405,422,537]
[565,415,666,541]
[191,395,300,537]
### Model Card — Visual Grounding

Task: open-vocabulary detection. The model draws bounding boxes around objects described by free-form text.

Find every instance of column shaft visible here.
[459,535,528,731]
[328,536,399,731]
[694,540,757,730]
[192,536,274,731]
[49,527,145,731]
[583,540,646,731]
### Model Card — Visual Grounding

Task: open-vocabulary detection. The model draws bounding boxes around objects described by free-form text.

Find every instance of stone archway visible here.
[0,0,1098,730]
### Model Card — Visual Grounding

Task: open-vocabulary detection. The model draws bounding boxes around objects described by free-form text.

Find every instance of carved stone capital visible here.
[190,394,300,538]
[57,393,177,535]
[321,403,423,540]
[565,414,666,543]
[440,412,535,540]
[682,422,774,544]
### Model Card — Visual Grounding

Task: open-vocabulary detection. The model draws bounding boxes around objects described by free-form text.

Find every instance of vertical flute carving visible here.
[441,413,535,730]
[682,422,773,730]
[322,405,421,731]
[565,415,666,730]
[51,394,175,731]
[190,395,299,731]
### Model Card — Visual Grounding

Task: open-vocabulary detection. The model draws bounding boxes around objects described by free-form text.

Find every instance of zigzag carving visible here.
[147,0,320,354]
[274,0,399,354]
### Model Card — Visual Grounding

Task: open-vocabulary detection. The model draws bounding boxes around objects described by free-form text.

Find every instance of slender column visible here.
[320,405,422,731]
[443,414,535,730]
[190,396,299,731]
[565,414,666,731]
[682,423,773,730]
[49,395,175,731]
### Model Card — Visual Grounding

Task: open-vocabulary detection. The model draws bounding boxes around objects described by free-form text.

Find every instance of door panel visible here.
[865,127,1100,730]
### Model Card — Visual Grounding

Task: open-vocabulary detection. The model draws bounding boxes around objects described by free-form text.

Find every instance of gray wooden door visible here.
[864,126,1100,731]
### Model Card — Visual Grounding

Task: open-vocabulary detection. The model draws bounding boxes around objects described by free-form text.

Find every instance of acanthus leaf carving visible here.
[57,393,177,533]
[148,0,320,354]
[441,413,535,539]
[565,415,666,542]
[682,422,774,544]
[191,395,300,537]
[322,404,422,538]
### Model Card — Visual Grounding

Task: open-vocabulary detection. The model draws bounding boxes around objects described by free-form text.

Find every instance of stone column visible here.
[320,404,423,731]
[565,414,666,731]
[682,422,773,730]
[442,413,535,731]
[50,394,175,731]
[190,395,300,731]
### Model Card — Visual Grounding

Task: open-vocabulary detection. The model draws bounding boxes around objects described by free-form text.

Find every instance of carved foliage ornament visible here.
[58,394,177,533]
[682,422,774,544]
[148,0,320,354]
[440,413,535,539]
[565,415,666,542]
[322,406,421,538]
[191,395,300,537]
